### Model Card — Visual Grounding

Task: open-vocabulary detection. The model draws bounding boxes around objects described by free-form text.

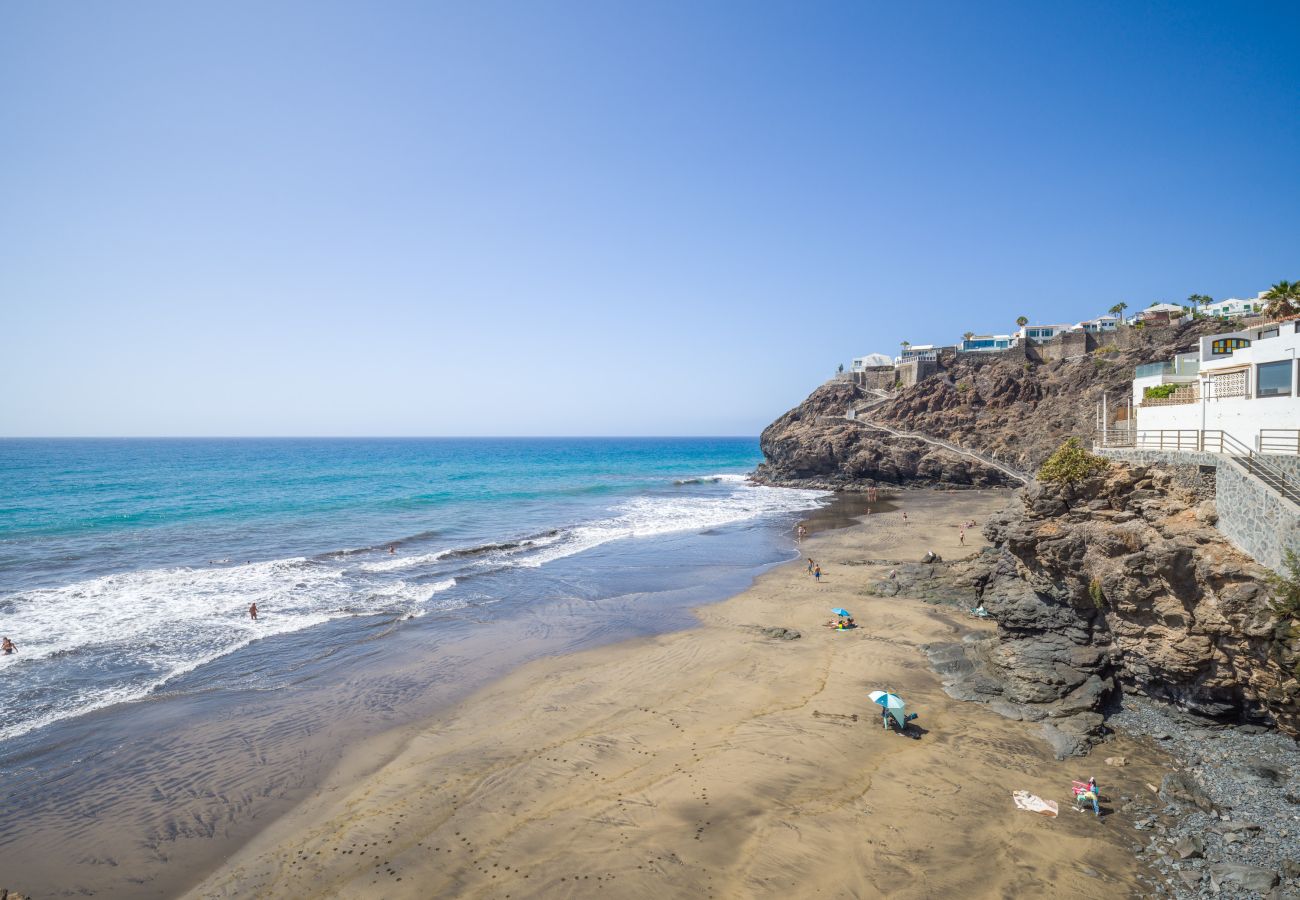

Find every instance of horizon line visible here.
[0,434,762,441]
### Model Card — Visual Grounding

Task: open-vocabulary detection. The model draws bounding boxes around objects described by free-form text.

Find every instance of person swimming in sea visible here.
[1,636,16,654]
[389,545,396,555]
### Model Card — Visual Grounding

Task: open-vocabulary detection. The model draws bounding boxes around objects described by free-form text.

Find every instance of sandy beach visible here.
[188,490,1170,899]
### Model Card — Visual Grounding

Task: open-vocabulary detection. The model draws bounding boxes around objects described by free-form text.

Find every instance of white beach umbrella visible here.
[869,689,907,728]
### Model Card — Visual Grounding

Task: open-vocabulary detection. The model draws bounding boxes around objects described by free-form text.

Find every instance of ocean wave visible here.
[506,481,827,569]
[673,473,752,486]
[0,559,461,742]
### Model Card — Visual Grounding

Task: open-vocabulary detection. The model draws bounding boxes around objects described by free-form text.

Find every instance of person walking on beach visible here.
[1,636,16,654]
[959,528,966,546]
[797,524,807,541]
[249,603,258,621]
[902,511,908,524]
[814,565,822,582]
[807,558,815,575]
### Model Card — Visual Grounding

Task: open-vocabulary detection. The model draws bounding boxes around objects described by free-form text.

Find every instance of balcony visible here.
[1135,354,1200,379]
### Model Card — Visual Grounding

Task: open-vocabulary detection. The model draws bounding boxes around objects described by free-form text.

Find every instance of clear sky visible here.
[2,1,1297,437]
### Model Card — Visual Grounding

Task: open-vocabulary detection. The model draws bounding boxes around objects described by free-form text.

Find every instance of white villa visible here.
[1131,318,1300,451]
[895,343,952,363]
[1075,314,1120,333]
[958,334,1015,353]
[1015,323,1073,343]
[1204,294,1265,318]
[851,353,894,372]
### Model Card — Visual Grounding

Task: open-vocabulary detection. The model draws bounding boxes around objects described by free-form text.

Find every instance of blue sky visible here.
[2,0,1297,436]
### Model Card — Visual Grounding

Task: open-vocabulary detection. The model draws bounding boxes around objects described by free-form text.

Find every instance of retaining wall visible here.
[1099,448,1300,571]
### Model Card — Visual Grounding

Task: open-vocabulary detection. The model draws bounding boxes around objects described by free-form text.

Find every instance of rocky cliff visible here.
[757,319,1224,488]
[921,462,1300,757]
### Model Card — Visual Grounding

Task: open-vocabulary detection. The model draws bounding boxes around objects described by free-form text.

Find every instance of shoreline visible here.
[186,489,1176,899]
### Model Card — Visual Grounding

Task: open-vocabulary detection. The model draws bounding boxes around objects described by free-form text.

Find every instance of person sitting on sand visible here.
[1,636,15,654]
[1074,777,1100,816]
[844,617,855,628]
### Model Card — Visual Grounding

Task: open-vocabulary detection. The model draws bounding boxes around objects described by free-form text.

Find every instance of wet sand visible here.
[189,490,1170,899]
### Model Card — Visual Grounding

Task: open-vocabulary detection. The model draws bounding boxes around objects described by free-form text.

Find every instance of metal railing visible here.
[1259,429,1300,456]
[1132,430,1202,451]
[1102,429,1300,506]
[1204,430,1300,506]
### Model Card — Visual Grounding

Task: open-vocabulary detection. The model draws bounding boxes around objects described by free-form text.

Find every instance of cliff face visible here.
[755,381,1019,489]
[758,319,1224,488]
[927,463,1300,756]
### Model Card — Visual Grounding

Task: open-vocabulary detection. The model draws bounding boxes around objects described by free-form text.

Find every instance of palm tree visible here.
[1015,316,1029,328]
[1263,280,1300,319]
[1188,293,1213,315]
[962,331,975,342]
[1109,302,1128,324]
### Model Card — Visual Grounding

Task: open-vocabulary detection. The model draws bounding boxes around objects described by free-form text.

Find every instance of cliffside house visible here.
[958,334,1015,353]
[894,343,952,364]
[1075,314,1120,333]
[1134,302,1186,325]
[1204,295,1265,318]
[1014,323,1073,343]
[1131,319,1300,452]
[851,353,895,373]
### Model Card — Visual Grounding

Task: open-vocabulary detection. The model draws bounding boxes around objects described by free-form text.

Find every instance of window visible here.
[1260,327,1279,340]
[1257,360,1292,397]
[1211,338,1250,355]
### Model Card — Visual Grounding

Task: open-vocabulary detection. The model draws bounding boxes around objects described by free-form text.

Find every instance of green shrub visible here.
[1143,384,1178,400]
[956,381,970,393]
[1038,438,1111,484]
[1088,577,1106,608]
[1266,550,1300,676]
[1092,344,1120,355]
[1267,550,1300,621]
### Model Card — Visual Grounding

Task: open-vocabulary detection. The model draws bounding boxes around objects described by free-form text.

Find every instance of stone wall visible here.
[895,358,941,389]
[852,367,896,391]
[1099,448,1300,571]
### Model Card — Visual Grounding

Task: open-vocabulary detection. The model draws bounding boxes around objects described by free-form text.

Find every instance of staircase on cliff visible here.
[836,400,1032,485]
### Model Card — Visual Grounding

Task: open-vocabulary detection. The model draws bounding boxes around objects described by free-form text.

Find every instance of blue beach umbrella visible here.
[832,608,851,617]
[869,689,907,728]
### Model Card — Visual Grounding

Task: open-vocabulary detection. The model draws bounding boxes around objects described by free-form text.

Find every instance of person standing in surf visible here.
[2,636,16,654]
[249,603,258,621]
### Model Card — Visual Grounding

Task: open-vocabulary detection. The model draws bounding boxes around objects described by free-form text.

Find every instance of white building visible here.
[1075,314,1120,333]
[1014,323,1073,343]
[895,343,954,363]
[851,353,894,372]
[958,334,1016,353]
[1203,295,1264,318]
[1132,319,1300,451]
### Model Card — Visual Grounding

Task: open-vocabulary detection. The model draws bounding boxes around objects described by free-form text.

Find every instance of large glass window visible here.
[1257,360,1292,397]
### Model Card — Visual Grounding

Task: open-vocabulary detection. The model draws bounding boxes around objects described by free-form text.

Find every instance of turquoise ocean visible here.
[0,438,826,745]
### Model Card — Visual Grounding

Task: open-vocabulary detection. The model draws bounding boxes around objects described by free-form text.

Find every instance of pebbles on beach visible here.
[1108,698,1300,899]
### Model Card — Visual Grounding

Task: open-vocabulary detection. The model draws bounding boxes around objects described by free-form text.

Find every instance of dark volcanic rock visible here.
[928,463,1300,755]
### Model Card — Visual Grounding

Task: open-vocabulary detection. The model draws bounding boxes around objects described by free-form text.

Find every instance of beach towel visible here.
[1012,790,1059,818]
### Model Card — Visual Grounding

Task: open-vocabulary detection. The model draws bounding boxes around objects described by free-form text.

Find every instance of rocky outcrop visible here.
[755,381,1019,489]
[757,319,1224,488]
[929,463,1300,756]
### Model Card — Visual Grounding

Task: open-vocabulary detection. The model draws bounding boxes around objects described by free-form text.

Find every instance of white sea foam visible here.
[0,560,459,742]
[355,550,452,574]
[508,481,828,569]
